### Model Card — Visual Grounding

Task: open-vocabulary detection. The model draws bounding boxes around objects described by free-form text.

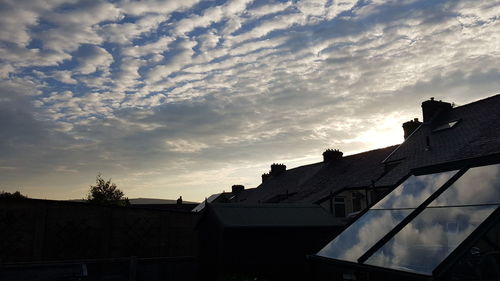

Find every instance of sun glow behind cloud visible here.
[0,0,499,201]
[346,114,410,153]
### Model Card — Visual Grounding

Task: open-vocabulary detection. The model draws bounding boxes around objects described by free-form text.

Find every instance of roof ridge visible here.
[342,144,399,159]
[280,145,400,172]
[451,93,500,110]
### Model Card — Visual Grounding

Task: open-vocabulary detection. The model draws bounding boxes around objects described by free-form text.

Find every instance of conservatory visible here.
[310,161,500,281]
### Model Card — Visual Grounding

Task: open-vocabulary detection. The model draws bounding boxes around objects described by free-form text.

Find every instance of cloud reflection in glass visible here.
[365,206,497,275]
[373,170,458,209]
[430,164,500,206]
[317,209,410,262]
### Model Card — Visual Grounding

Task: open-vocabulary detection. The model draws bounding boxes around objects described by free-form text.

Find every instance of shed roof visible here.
[207,203,341,227]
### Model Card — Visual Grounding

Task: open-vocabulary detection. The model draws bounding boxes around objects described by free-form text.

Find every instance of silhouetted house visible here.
[192,187,244,212]
[232,145,400,220]
[130,197,198,211]
[229,95,500,217]
[309,95,500,281]
[197,203,340,281]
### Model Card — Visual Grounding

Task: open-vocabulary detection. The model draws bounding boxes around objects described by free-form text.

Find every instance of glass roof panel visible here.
[373,170,458,209]
[430,164,500,207]
[365,205,497,275]
[317,210,411,262]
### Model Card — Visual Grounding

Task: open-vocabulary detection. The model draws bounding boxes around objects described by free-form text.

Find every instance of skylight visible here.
[316,163,500,277]
[432,120,460,133]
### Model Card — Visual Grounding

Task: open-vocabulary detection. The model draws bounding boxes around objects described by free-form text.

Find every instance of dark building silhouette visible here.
[197,203,341,281]
[218,95,500,216]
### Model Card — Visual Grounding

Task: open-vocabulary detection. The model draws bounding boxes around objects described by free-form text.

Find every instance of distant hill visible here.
[67,198,199,204]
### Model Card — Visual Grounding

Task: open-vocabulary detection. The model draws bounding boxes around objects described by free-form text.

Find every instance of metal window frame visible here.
[308,254,433,280]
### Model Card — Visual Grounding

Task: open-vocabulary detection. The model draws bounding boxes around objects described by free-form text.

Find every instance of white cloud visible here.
[123,36,175,57]
[99,14,168,44]
[174,0,253,35]
[119,0,201,16]
[76,45,114,75]
[2,0,500,201]
[52,71,77,84]
[228,12,305,44]
[325,0,357,19]
[37,1,121,53]
[146,39,197,82]
[297,0,328,17]
[247,1,291,18]
[0,63,15,79]
[165,139,209,153]
[197,31,220,52]
[114,57,144,92]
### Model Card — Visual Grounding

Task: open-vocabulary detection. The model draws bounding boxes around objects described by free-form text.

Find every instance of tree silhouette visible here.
[0,190,28,199]
[87,174,129,206]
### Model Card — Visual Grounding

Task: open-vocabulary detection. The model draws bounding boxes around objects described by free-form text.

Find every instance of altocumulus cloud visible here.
[0,0,499,201]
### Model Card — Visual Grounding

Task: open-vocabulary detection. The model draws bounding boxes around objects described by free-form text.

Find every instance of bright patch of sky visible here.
[1,0,499,201]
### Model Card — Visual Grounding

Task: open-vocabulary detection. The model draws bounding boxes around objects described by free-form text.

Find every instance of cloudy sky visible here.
[1,0,499,201]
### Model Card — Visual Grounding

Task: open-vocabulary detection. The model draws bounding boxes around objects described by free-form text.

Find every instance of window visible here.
[351,192,363,212]
[334,197,346,218]
[432,120,460,133]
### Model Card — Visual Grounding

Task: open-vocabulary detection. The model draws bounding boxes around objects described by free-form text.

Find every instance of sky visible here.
[1,0,499,202]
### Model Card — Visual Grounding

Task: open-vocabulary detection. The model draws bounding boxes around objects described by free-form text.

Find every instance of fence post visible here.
[129,256,137,281]
[33,201,48,261]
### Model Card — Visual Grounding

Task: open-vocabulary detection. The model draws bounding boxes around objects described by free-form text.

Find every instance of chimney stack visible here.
[262,163,286,183]
[402,118,422,139]
[421,97,452,123]
[231,184,244,193]
[323,149,343,162]
[262,173,271,183]
[270,163,286,176]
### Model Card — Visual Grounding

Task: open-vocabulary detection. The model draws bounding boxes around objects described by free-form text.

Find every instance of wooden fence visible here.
[0,199,199,263]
